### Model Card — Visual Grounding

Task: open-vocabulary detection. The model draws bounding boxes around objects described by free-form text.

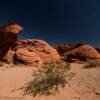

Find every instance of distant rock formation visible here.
[57,44,100,62]
[56,43,84,56]
[68,44,100,60]
[0,22,23,60]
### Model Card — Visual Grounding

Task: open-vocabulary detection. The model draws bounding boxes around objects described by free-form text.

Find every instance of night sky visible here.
[0,0,100,47]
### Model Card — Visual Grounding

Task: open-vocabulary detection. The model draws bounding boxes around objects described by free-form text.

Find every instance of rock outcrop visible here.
[0,22,100,65]
[0,22,23,60]
[2,39,60,66]
[57,43,84,56]
[57,44,76,55]
[66,44,100,61]
[0,22,60,66]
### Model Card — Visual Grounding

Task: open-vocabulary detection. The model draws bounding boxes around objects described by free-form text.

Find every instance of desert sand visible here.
[0,63,100,100]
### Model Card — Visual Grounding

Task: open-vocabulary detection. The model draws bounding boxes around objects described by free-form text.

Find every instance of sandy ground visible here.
[0,63,100,100]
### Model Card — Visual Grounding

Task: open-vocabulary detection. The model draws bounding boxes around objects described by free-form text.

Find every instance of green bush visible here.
[85,60,100,68]
[25,61,74,96]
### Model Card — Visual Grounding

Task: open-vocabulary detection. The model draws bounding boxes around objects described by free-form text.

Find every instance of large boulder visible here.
[0,22,23,59]
[3,39,60,66]
[66,44,100,61]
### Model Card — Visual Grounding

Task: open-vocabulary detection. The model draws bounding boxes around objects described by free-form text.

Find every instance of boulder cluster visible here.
[0,22,100,66]
[0,23,60,66]
[57,43,100,62]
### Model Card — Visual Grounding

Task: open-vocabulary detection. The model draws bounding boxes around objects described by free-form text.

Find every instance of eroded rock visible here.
[0,22,23,59]
[2,39,60,66]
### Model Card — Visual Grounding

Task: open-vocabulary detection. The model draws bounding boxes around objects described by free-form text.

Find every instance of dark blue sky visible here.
[0,0,100,47]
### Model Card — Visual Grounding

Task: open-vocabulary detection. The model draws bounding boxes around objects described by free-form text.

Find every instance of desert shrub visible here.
[25,61,74,96]
[85,60,100,68]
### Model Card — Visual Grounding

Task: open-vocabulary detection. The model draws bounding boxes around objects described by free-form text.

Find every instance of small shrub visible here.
[85,60,100,68]
[25,61,74,96]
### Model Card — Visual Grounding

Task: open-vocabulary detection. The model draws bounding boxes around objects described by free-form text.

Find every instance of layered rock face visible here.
[0,22,23,59]
[3,39,60,66]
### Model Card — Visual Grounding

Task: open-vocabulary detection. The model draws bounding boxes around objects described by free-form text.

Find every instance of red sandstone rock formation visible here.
[57,43,84,55]
[3,39,60,66]
[0,22,100,66]
[0,22,60,66]
[0,22,23,59]
[66,44,100,61]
